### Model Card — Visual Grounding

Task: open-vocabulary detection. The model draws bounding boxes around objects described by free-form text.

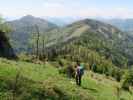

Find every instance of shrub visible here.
[58,59,68,67]
[122,68,133,91]
[115,69,124,82]
[58,67,67,75]
[58,62,76,78]
[18,52,32,62]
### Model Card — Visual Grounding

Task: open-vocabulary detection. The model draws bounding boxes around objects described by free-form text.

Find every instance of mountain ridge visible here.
[8,15,58,53]
[45,18,133,68]
[6,15,133,67]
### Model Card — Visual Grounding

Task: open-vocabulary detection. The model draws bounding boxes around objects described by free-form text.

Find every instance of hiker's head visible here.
[77,61,80,66]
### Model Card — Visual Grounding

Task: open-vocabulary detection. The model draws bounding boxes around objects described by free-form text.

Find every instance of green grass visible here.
[0,58,132,100]
[82,72,133,100]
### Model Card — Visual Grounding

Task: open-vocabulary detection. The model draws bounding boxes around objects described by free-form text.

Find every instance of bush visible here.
[58,59,68,67]
[111,68,124,82]
[114,69,124,82]
[58,62,76,78]
[122,68,133,91]
[91,61,124,82]
[0,74,70,100]
[18,52,32,62]
[58,67,67,74]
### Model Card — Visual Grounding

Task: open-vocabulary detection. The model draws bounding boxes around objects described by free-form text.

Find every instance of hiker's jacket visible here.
[76,66,84,76]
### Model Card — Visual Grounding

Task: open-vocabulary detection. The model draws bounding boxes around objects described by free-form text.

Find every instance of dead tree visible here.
[42,35,45,58]
[35,25,40,59]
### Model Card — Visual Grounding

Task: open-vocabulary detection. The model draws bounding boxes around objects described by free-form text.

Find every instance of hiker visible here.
[91,63,97,72]
[75,62,84,86]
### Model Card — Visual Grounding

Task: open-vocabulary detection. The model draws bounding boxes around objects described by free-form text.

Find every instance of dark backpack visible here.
[80,67,84,75]
[77,66,84,75]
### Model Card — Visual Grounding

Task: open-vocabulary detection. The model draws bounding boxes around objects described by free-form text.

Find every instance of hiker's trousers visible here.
[76,74,82,86]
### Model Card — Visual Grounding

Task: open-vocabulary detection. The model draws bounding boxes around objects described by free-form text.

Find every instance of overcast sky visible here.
[0,0,133,19]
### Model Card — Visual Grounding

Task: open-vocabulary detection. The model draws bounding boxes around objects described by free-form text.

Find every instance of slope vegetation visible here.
[0,58,132,100]
[47,19,132,68]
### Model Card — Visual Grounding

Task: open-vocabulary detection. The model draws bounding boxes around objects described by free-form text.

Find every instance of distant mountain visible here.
[8,15,58,53]
[47,19,124,45]
[7,16,133,67]
[47,19,133,67]
[100,19,133,33]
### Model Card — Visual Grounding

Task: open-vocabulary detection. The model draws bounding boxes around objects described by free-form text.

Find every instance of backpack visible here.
[77,66,84,76]
[79,66,84,75]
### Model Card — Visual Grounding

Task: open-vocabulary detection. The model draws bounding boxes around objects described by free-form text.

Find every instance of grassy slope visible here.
[0,58,132,100]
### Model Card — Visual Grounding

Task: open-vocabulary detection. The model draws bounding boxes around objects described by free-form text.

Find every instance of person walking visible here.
[75,62,84,86]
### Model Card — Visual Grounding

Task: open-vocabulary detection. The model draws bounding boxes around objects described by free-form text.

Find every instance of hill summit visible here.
[8,15,58,53]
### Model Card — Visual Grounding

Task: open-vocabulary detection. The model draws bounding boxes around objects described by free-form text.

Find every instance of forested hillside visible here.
[1,0,133,99]
[7,16,133,67]
[1,16,133,100]
[44,19,133,68]
[8,15,58,53]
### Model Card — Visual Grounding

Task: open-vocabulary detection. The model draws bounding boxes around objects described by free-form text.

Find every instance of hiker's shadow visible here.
[82,86,98,93]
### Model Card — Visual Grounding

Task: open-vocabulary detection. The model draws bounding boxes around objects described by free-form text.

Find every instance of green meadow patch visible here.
[0,58,132,100]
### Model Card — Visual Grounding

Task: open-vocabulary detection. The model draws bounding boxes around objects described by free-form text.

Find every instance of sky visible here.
[0,0,133,20]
